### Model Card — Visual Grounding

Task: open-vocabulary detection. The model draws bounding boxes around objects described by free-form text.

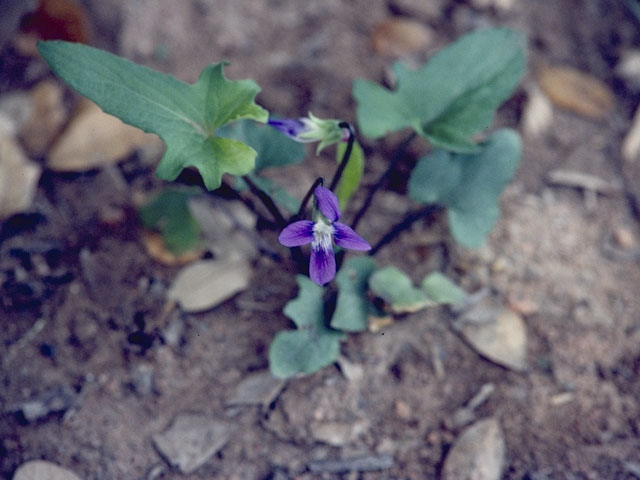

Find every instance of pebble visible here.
[308,454,394,474]
[7,384,77,423]
[128,363,155,396]
[13,460,81,480]
[310,419,369,447]
[612,226,636,249]
[152,413,231,474]
[226,371,285,409]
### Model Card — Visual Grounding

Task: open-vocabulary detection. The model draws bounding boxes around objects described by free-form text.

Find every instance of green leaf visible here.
[408,128,521,247]
[269,276,344,378]
[217,119,305,172]
[331,257,377,332]
[335,140,365,210]
[354,27,525,152]
[37,41,268,190]
[369,266,428,314]
[421,272,466,305]
[138,188,201,254]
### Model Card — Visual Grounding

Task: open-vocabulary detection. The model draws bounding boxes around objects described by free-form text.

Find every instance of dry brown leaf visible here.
[47,99,159,171]
[372,18,433,57]
[443,418,505,480]
[0,132,41,220]
[168,258,250,312]
[141,230,201,266]
[538,66,615,119]
[19,80,66,157]
[454,303,528,371]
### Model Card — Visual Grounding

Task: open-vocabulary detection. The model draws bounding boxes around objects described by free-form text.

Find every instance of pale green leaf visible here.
[354,27,525,152]
[331,257,377,332]
[369,266,428,314]
[408,129,521,247]
[37,41,268,190]
[269,276,344,378]
[421,272,466,305]
[335,140,365,210]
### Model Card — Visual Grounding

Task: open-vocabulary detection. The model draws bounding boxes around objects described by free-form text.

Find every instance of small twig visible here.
[242,175,286,228]
[369,204,443,256]
[329,122,356,192]
[351,131,416,230]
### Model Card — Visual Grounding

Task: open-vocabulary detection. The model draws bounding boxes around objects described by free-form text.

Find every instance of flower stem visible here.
[328,122,355,192]
[295,177,324,220]
[241,175,286,228]
[350,132,416,230]
[369,204,443,256]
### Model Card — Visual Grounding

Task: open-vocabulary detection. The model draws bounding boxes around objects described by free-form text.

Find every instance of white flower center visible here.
[312,221,334,251]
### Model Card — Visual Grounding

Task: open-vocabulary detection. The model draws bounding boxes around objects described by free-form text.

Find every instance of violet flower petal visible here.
[333,222,371,251]
[314,186,340,222]
[309,246,336,285]
[268,118,309,141]
[278,220,315,247]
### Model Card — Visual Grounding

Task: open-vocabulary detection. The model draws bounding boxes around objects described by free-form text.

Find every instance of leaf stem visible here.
[369,204,443,256]
[241,175,286,227]
[328,122,355,192]
[350,131,417,230]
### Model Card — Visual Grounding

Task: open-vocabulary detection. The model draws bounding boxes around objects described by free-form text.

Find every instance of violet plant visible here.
[37,26,525,378]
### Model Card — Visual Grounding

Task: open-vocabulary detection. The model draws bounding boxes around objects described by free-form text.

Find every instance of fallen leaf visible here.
[443,418,505,480]
[538,65,615,119]
[19,80,66,157]
[21,0,91,43]
[47,99,158,171]
[622,104,640,163]
[13,460,82,480]
[141,230,201,266]
[522,85,553,138]
[0,132,41,220]
[168,258,250,312]
[372,18,433,57]
[454,301,527,371]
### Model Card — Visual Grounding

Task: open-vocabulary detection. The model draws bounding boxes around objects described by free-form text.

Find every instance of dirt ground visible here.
[2,0,640,479]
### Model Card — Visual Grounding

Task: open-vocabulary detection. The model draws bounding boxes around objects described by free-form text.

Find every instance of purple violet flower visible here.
[279,186,371,285]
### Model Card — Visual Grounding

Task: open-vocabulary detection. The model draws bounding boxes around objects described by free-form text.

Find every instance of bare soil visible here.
[2,0,640,479]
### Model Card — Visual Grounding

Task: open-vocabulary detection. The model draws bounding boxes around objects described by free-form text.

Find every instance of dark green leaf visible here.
[37,41,268,190]
[217,119,305,172]
[408,129,521,247]
[354,27,525,152]
[331,257,377,332]
[138,188,201,254]
[269,276,344,378]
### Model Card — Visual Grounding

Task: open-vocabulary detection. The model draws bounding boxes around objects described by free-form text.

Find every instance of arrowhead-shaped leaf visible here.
[354,27,525,152]
[37,41,268,190]
[331,257,377,332]
[269,276,344,378]
[409,129,521,247]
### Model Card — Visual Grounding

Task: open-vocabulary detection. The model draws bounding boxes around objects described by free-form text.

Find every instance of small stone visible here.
[19,80,66,157]
[0,92,33,137]
[13,460,81,480]
[308,454,394,474]
[371,18,433,57]
[612,226,636,249]
[310,419,370,447]
[7,384,76,423]
[129,363,155,396]
[394,400,411,420]
[153,413,231,474]
[226,371,285,408]
[0,131,41,220]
